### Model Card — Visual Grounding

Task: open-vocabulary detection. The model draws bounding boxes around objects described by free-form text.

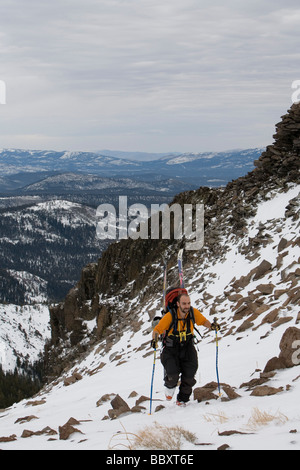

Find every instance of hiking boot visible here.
[165,387,176,401]
[176,400,187,407]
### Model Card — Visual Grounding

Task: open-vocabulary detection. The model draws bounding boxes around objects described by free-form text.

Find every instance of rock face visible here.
[45,101,300,379]
[50,262,98,346]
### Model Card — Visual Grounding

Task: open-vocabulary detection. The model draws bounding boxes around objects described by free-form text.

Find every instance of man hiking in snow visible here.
[151,291,219,405]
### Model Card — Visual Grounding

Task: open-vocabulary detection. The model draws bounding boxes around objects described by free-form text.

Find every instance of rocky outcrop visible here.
[254,103,300,182]
[49,262,98,345]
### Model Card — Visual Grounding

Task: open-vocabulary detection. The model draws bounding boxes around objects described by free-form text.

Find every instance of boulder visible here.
[63,372,82,386]
[264,356,287,373]
[253,260,272,280]
[279,327,300,367]
[194,386,218,402]
[193,381,239,402]
[59,418,83,440]
[21,427,57,438]
[250,385,283,396]
[256,284,275,295]
[264,327,300,372]
[108,394,131,419]
[0,434,17,442]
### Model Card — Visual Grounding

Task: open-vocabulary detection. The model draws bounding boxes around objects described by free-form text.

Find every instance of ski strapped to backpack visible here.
[178,248,184,288]
[162,256,168,312]
[152,256,169,329]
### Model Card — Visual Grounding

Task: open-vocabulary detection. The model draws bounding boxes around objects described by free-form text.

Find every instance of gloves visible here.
[151,332,159,349]
[211,320,220,332]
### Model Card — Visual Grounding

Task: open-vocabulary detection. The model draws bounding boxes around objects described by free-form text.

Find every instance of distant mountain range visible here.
[0,146,264,303]
[0,147,264,192]
[21,173,195,194]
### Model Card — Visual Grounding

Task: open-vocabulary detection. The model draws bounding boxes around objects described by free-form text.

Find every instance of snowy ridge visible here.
[164,148,264,166]
[7,271,48,304]
[22,172,188,193]
[0,183,299,450]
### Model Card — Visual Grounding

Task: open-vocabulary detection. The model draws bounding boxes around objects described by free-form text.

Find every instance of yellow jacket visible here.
[153,308,207,337]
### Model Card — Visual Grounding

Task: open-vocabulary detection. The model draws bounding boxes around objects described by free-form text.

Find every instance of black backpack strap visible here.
[167,306,192,340]
[189,307,195,326]
[164,306,203,344]
[190,307,203,339]
[166,306,177,335]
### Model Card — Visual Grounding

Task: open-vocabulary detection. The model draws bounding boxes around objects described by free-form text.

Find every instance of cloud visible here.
[0,0,300,152]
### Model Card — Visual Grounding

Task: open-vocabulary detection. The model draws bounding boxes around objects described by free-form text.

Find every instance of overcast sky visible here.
[0,0,300,154]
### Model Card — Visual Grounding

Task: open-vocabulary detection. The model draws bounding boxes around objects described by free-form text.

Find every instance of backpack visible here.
[164,305,196,346]
[152,286,202,344]
[165,286,188,309]
[152,286,188,328]
[152,286,196,346]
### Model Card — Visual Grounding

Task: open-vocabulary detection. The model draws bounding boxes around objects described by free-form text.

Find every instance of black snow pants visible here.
[161,338,198,403]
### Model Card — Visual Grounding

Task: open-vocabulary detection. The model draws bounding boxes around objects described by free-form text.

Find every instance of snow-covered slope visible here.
[0,304,51,373]
[0,183,299,450]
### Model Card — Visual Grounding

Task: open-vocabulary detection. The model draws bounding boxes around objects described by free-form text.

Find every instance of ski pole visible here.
[149,257,167,415]
[214,318,222,397]
[149,346,157,415]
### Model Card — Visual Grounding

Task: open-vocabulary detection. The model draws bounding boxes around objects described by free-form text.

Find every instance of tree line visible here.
[0,358,44,409]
